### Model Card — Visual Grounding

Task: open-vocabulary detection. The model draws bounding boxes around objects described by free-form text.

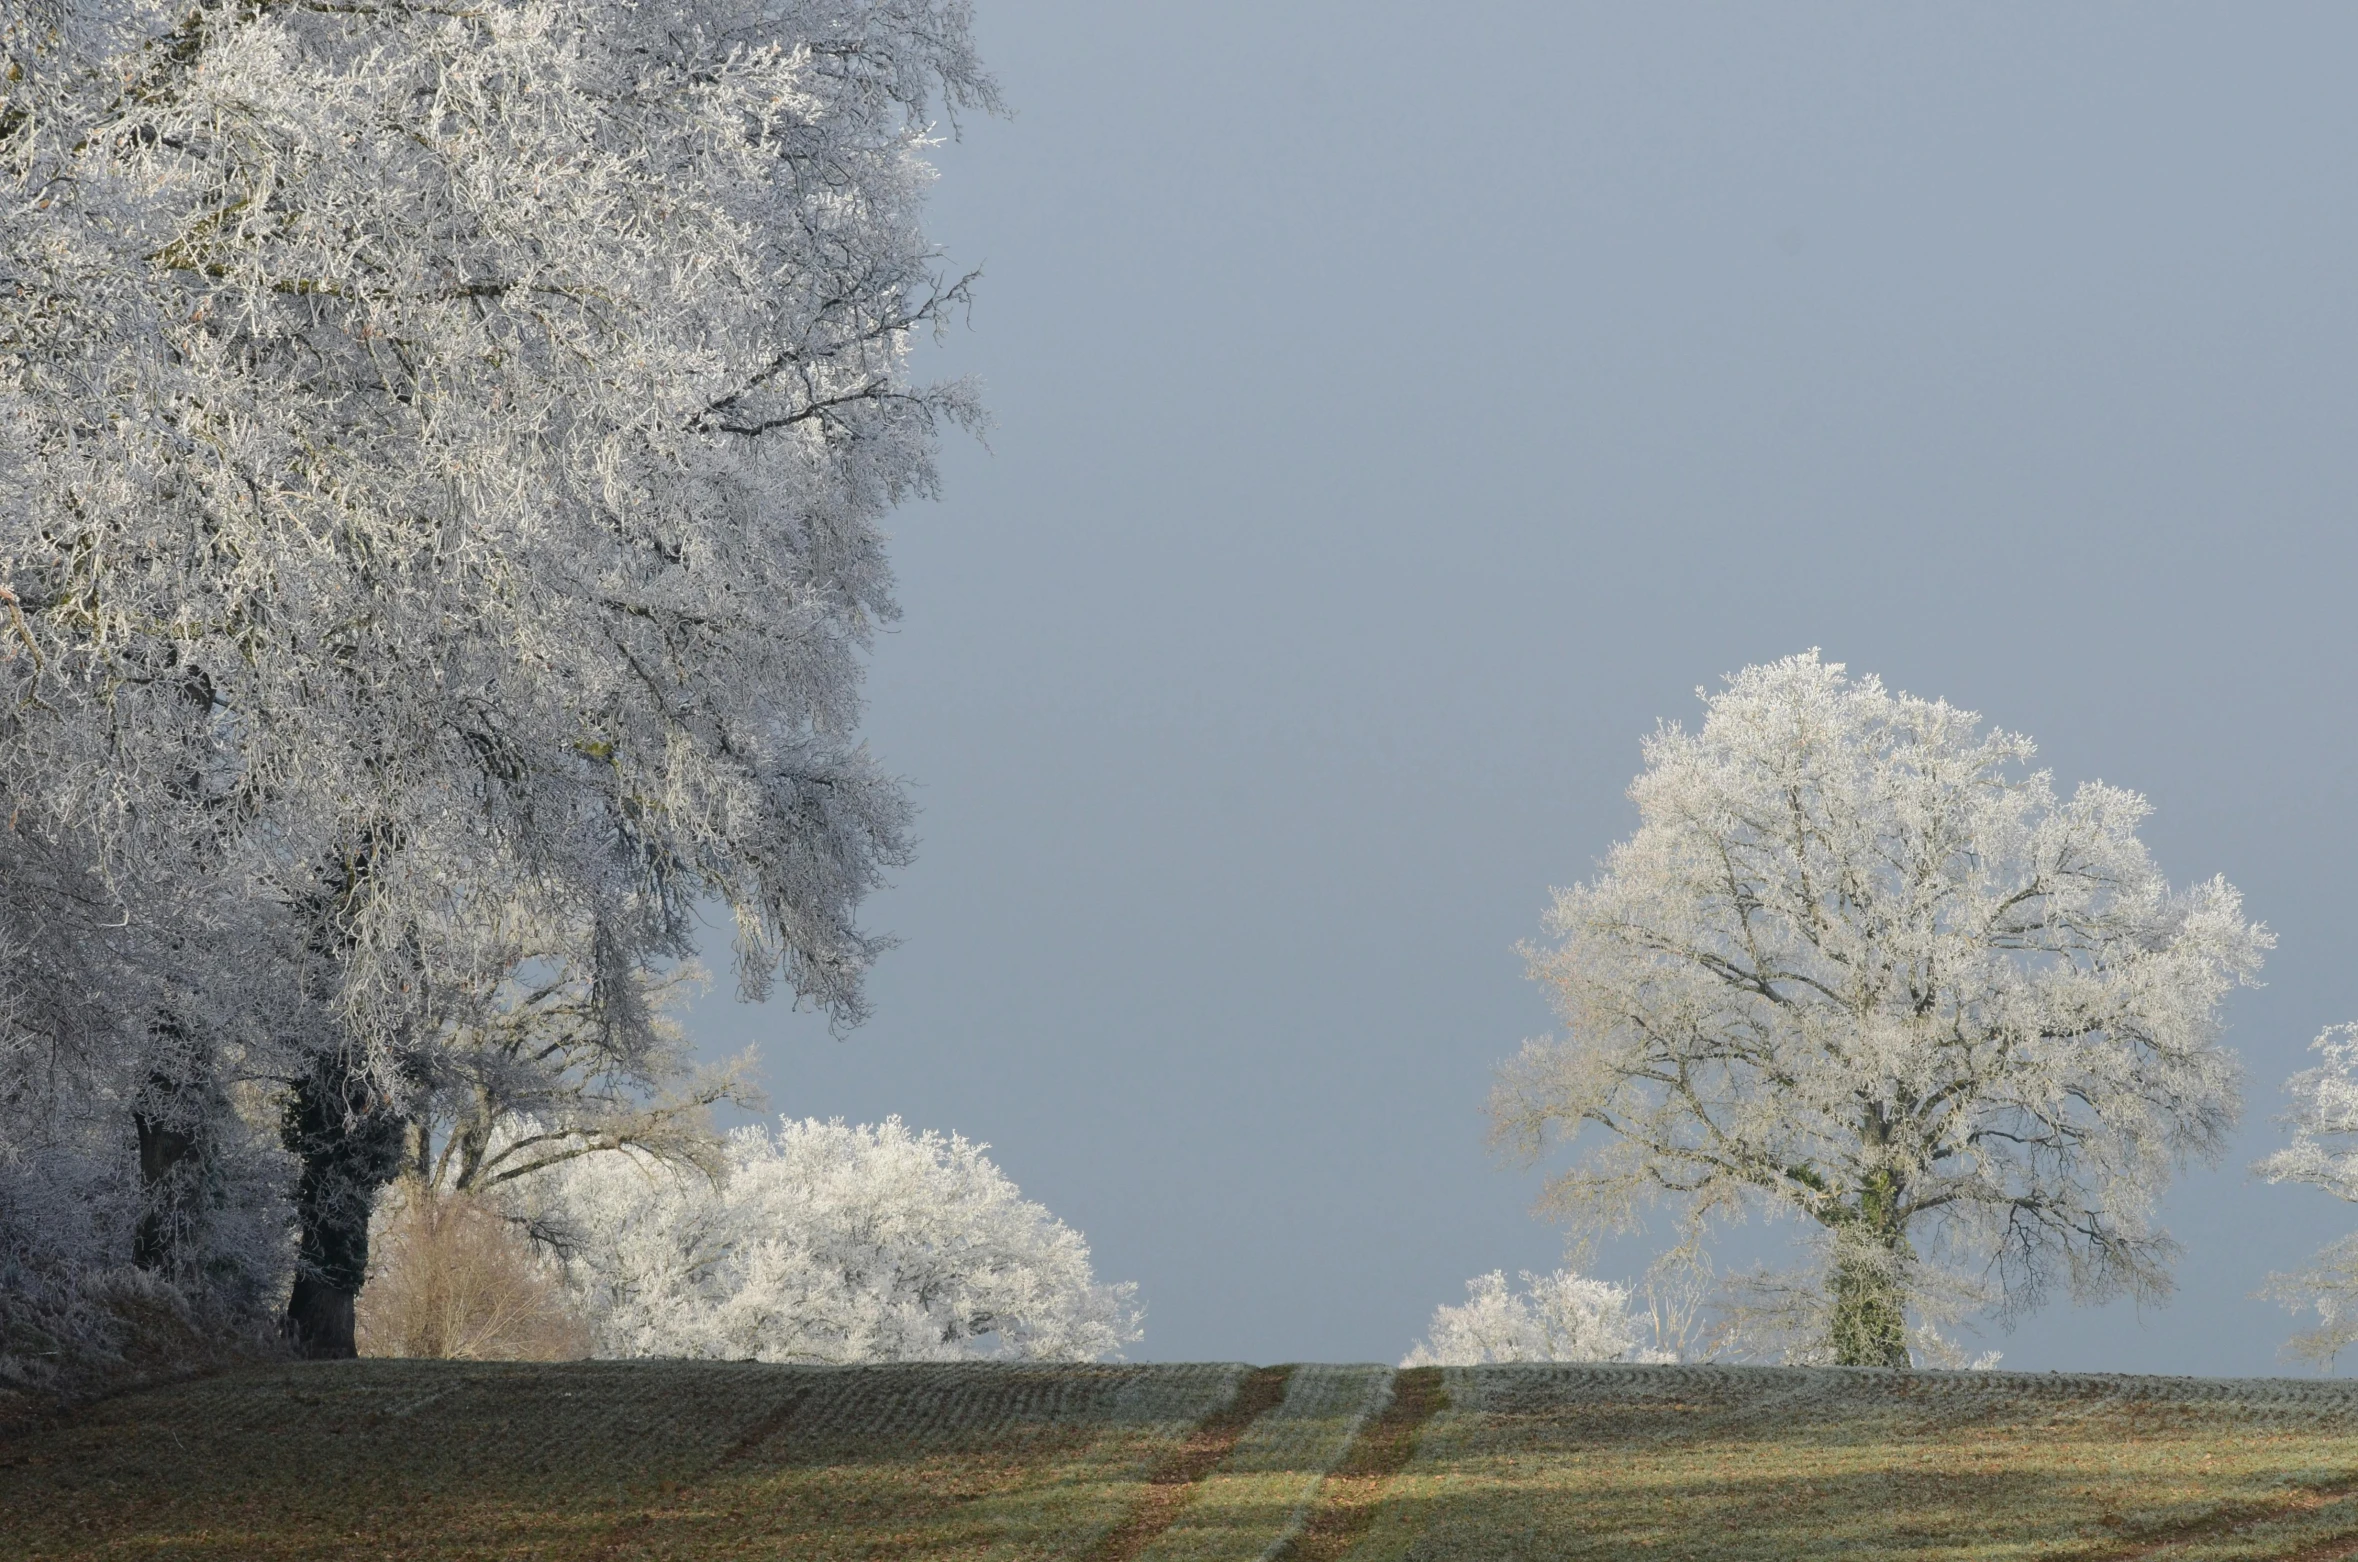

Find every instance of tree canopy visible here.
[2,0,991,1360]
[2256,1028,2358,1367]
[1493,652,2267,1366]
[524,1116,1144,1364]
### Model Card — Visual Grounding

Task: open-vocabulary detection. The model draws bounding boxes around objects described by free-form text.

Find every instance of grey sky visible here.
[686,2,2358,1373]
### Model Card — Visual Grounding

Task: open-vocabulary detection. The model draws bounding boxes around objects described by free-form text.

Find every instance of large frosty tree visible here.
[1492,653,2267,1367]
[2,0,992,1356]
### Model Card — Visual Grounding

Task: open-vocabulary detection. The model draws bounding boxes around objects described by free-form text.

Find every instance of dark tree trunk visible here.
[1828,1177,1913,1369]
[132,1094,201,1272]
[280,1047,408,1359]
[282,1275,358,1357]
[133,1024,216,1277]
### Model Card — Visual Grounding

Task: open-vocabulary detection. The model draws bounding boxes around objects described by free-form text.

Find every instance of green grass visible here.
[1357,1365,2358,1561]
[0,1359,1252,1561]
[12,1360,2358,1560]
[1131,1364,1391,1561]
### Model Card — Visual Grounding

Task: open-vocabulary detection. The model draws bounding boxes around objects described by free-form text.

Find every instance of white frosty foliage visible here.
[528,1116,1143,1364]
[2,0,991,1361]
[1493,652,2268,1362]
[0,1071,290,1392]
[2256,1027,2358,1367]
[1402,1270,1667,1367]
[5,0,995,1067]
[2258,1027,2358,1203]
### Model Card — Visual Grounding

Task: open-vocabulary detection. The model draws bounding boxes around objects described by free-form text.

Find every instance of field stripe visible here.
[1083,1365,1297,1562]
[2278,1520,2358,1562]
[1266,1366,1446,1562]
[2056,1478,2358,1560]
[576,1384,812,1561]
[1131,1364,1396,1562]
[557,1366,1257,1562]
[37,1360,2358,1559]
[707,1386,811,1471]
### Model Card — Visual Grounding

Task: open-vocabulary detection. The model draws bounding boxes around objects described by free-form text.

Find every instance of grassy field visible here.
[11,1360,2358,1559]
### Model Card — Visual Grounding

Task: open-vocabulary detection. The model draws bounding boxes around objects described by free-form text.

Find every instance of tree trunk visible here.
[133,1028,228,1277]
[132,1092,201,1273]
[132,1017,210,1274]
[1828,1232,1911,1368]
[282,1274,357,1357]
[281,1047,408,1359]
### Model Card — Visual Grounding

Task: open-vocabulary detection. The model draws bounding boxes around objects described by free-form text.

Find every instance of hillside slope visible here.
[9,1360,2358,1559]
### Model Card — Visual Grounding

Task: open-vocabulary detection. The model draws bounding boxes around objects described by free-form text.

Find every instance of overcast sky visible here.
[688,2,2358,1373]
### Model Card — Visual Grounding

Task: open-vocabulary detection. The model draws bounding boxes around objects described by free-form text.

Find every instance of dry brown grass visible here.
[1129,1363,1396,1562]
[356,1186,590,1362]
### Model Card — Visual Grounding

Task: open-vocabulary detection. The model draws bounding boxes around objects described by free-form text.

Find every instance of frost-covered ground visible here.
[11,1360,2358,1559]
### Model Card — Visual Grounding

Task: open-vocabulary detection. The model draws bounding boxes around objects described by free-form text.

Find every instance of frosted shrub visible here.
[1403,1270,1669,1366]
[530,1117,1143,1364]
[0,1078,289,1415]
[0,1131,141,1407]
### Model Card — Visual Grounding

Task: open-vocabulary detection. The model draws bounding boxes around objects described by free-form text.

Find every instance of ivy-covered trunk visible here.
[1828,1238,1911,1367]
[1827,1158,1912,1368]
[281,1047,407,1358]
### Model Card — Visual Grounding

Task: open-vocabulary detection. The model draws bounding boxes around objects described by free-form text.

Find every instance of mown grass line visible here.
[1267,1366,1445,1562]
[2059,1478,2358,1561]
[1081,1365,1297,1562]
[2280,1516,2358,1562]
[577,1381,817,1561]
[707,1386,812,1471]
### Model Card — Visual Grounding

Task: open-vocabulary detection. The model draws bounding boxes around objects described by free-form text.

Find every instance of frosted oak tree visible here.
[2256,1028,2358,1367]
[1492,653,2266,1367]
[4,0,993,1354]
[522,1117,1143,1363]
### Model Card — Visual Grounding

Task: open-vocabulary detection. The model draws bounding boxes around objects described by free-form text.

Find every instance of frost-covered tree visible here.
[1401,1270,1663,1367]
[0,801,300,1392]
[2256,1027,2358,1368]
[1492,652,2267,1367]
[4,0,993,1355]
[406,954,751,1203]
[524,1116,1143,1363]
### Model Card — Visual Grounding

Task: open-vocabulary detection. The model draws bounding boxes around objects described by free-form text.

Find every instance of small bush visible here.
[1403,1269,1670,1366]
[357,1187,587,1361]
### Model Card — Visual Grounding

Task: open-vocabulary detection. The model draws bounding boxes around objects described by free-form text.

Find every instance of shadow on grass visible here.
[18,1361,2358,1561]
[0,1358,1261,1562]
